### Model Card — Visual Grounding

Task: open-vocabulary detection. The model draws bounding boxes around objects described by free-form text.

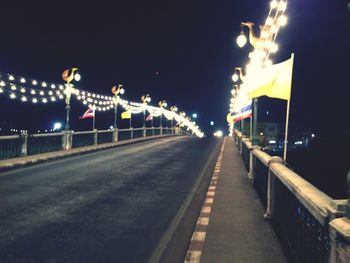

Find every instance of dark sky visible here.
[0,1,349,135]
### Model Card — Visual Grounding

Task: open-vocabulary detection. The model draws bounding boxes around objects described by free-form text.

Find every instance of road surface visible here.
[0,136,220,263]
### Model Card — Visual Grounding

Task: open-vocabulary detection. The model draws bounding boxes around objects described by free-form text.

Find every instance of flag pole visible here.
[283,53,294,162]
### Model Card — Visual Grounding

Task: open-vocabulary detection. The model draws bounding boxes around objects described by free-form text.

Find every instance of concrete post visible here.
[62,131,73,150]
[248,145,260,182]
[329,217,350,263]
[264,156,284,219]
[113,128,118,142]
[94,129,98,145]
[143,127,146,137]
[20,133,28,156]
[131,128,134,139]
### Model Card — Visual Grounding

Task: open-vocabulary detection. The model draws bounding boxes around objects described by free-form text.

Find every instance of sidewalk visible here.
[185,136,287,263]
[0,134,174,173]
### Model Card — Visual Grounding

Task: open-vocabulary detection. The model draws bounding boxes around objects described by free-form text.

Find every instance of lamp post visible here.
[62,68,80,130]
[111,84,125,128]
[158,100,167,135]
[141,94,151,135]
[170,105,178,134]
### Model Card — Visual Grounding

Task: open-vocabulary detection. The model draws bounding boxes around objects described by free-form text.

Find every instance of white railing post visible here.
[264,156,283,219]
[62,131,73,150]
[143,127,146,137]
[94,129,98,145]
[20,133,28,156]
[113,128,118,142]
[248,145,260,181]
[131,128,134,139]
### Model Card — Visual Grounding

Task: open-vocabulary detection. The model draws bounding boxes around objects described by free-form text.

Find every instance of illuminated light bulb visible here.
[269,42,279,53]
[74,73,81,81]
[81,91,86,95]
[56,91,61,95]
[32,80,38,85]
[20,78,26,83]
[265,59,273,67]
[42,98,48,103]
[77,96,81,100]
[103,107,106,111]
[232,73,239,82]
[270,24,278,34]
[20,88,26,93]
[230,98,235,103]
[260,30,269,39]
[0,88,3,93]
[92,94,96,98]
[51,97,56,102]
[39,91,45,96]
[0,81,5,87]
[11,85,17,90]
[101,95,105,99]
[266,17,274,26]
[51,84,56,89]
[31,90,36,95]
[98,101,102,105]
[42,82,47,87]
[270,0,278,9]
[88,98,92,102]
[59,94,64,99]
[236,31,247,48]
[32,98,38,103]
[59,85,64,90]
[120,88,125,95]
[8,75,14,81]
[21,96,27,102]
[48,91,53,95]
[10,93,16,99]
[87,93,91,97]
[278,1,287,11]
[96,95,100,99]
[83,100,88,105]
[94,100,98,104]
[103,101,107,105]
[278,15,288,26]
[231,89,236,96]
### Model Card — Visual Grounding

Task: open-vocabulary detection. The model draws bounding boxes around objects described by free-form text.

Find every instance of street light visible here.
[111,84,125,128]
[236,26,247,48]
[141,94,151,129]
[62,68,80,130]
[192,113,198,119]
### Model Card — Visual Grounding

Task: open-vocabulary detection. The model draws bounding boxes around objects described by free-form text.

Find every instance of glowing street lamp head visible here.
[74,73,81,81]
[236,30,247,48]
[232,72,239,82]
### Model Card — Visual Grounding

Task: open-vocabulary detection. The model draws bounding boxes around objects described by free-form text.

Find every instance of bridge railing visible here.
[233,129,349,263]
[0,127,182,160]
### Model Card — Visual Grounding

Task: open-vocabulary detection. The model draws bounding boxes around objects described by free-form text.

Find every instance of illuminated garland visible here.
[0,71,204,137]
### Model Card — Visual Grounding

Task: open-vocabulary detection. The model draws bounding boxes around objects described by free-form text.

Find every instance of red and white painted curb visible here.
[184,138,226,263]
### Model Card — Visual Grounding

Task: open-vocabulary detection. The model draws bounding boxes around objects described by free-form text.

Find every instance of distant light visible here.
[269,140,276,144]
[192,113,198,118]
[214,130,223,138]
[210,121,214,126]
[53,122,62,131]
[294,141,303,145]
[266,111,269,115]
[260,132,264,136]
[109,125,113,130]
[311,133,315,138]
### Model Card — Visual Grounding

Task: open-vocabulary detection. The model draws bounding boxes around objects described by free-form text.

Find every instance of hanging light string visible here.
[0,71,204,137]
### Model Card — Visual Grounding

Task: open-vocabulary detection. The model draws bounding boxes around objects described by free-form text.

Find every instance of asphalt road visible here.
[0,136,220,263]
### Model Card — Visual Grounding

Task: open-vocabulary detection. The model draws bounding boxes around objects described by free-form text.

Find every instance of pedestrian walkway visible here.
[185,136,287,263]
[0,134,173,172]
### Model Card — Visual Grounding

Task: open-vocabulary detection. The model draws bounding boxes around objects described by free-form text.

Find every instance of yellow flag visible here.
[121,111,131,119]
[248,55,294,101]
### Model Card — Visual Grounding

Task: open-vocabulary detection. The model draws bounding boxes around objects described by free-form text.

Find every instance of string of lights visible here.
[0,71,204,137]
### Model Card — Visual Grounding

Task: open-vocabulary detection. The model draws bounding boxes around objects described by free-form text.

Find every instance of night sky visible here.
[0,1,349,135]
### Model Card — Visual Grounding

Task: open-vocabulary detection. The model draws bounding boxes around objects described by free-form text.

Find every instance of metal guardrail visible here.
[0,127,180,160]
[233,129,348,263]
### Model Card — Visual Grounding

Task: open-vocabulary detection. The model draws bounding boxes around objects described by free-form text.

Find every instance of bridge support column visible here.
[62,131,73,150]
[264,156,283,219]
[20,133,28,156]
[113,128,118,142]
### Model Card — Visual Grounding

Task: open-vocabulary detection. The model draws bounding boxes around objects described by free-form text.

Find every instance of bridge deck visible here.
[188,136,287,262]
